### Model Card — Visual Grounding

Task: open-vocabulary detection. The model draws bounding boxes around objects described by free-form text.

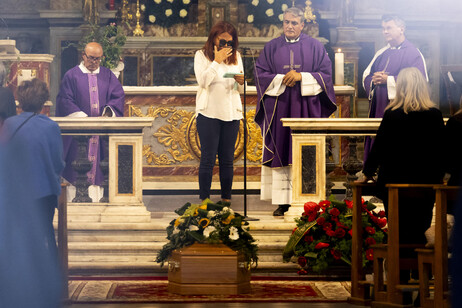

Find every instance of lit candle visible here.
[335,48,344,85]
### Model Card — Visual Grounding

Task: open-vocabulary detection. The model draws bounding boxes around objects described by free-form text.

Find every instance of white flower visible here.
[149,15,156,23]
[189,225,199,231]
[203,226,216,238]
[172,227,179,235]
[179,9,187,18]
[228,208,234,215]
[266,8,274,17]
[165,9,172,17]
[247,15,254,23]
[183,0,190,3]
[281,4,288,11]
[154,0,161,4]
[229,226,239,240]
[278,14,284,21]
[140,4,145,11]
[167,0,173,2]
[251,0,259,6]
[207,210,217,218]
[267,0,274,4]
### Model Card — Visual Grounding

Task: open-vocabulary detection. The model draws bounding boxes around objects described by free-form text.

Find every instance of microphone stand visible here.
[241,47,259,222]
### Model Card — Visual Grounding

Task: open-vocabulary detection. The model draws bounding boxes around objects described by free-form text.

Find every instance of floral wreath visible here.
[283,197,387,274]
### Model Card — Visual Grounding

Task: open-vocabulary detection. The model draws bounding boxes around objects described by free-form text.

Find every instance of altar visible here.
[124,85,355,191]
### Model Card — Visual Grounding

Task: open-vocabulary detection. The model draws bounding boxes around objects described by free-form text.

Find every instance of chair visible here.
[416,185,459,308]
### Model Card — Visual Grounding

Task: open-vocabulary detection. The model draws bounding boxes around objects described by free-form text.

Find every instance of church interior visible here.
[1,0,462,307]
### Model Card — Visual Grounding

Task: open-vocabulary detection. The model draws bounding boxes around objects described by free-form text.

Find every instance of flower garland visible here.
[283,197,387,274]
[144,0,196,28]
[156,199,259,267]
[246,0,292,28]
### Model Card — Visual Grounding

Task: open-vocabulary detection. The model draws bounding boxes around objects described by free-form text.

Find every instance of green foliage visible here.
[79,23,126,69]
[155,199,258,268]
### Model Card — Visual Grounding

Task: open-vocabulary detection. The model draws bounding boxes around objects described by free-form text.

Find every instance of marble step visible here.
[68,261,300,274]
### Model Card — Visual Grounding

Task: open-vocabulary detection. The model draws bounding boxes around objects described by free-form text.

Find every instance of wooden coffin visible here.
[168,243,251,295]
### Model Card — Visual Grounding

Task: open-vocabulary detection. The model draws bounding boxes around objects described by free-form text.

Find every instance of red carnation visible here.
[315,242,330,249]
[316,216,326,226]
[378,210,386,218]
[366,248,374,260]
[308,212,318,222]
[331,249,342,260]
[326,230,336,237]
[319,200,331,208]
[348,229,353,237]
[323,222,333,231]
[298,256,307,267]
[329,208,340,216]
[365,237,376,246]
[365,226,376,235]
[304,235,314,243]
[335,228,346,238]
[304,202,320,215]
[377,218,387,228]
[345,200,353,209]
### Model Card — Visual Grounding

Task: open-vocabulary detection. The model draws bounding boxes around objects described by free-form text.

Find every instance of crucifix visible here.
[283,50,301,71]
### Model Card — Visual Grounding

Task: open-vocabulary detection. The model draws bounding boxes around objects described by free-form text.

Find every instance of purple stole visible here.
[87,74,99,185]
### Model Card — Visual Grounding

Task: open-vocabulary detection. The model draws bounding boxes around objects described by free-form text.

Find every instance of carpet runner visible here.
[68,278,351,303]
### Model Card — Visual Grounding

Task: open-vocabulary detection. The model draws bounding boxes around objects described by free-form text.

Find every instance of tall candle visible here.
[335,49,344,85]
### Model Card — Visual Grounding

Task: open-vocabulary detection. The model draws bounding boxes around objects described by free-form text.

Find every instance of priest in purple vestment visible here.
[56,42,125,200]
[254,7,336,216]
[362,15,427,161]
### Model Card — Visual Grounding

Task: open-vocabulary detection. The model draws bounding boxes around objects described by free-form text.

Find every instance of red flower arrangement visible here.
[283,197,387,274]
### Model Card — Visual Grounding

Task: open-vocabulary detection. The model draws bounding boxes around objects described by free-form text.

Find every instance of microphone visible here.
[0,18,10,39]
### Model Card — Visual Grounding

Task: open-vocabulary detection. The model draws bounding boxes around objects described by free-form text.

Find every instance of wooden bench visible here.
[416,185,459,308]
[370,184,436,308]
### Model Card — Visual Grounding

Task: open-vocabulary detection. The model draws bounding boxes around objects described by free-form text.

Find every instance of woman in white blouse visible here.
[194,21,245,204]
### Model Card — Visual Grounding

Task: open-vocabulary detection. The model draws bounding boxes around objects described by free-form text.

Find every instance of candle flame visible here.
[337,48,342,53]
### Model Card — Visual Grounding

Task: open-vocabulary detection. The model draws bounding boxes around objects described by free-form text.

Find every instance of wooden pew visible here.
[416,185,459,308]
[371,184,436,308]
[348,182,377,306]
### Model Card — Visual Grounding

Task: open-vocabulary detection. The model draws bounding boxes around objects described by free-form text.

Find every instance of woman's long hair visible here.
[202,21,239,65]
[386,67,435,113]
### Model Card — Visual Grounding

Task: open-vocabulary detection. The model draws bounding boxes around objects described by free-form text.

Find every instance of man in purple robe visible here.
[362,15,427,161]
[56,42,124,201]
[254,7,337,216]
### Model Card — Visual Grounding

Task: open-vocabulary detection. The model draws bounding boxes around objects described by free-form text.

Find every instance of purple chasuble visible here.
[254,34,336,168]
[363,39,426,161]
[56,65,125,185]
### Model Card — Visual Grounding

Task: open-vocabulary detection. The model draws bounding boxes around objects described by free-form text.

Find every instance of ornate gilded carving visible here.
[129,105,263,165]
[245,109,263,162]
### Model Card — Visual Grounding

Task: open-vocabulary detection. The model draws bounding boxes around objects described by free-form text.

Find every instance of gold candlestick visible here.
[133,0,144,37]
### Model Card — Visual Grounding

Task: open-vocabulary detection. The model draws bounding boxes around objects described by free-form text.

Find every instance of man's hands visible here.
[372,71,388,86]
[283,70,302,87]
[214,45,232,64]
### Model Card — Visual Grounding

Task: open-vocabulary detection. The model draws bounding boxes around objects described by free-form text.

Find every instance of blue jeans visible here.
[196,114,240,200]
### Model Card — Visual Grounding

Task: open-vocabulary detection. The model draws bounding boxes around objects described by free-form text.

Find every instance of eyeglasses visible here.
[84,53,103,62]
[219,39,234,48]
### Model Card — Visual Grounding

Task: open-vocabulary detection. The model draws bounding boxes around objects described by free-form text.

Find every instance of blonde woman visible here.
[361,67,444,272]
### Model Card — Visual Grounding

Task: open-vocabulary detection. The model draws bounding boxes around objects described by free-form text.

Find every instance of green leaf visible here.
[283,220,317,262]
[304,252,318,259]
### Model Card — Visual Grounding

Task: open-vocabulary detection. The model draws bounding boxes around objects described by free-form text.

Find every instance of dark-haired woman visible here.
[194,21,244,203]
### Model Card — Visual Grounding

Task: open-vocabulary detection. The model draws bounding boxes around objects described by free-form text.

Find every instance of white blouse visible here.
[194,49,244,121]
